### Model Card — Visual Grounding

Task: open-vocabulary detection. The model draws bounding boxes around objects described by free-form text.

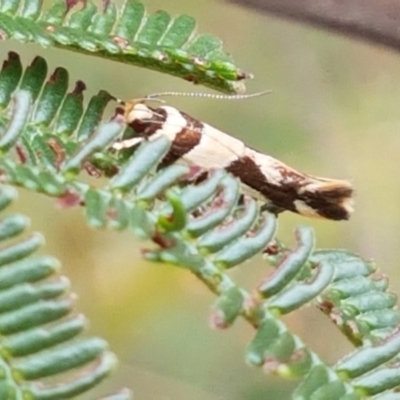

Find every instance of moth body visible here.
[113,101,354,221]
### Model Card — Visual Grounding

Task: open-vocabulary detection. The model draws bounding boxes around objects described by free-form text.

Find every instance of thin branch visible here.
[227,0,400,52]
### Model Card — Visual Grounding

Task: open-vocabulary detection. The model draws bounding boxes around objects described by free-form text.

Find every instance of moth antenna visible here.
[139,97,166,105]
[117,97,166,106]
[146,90,272,100]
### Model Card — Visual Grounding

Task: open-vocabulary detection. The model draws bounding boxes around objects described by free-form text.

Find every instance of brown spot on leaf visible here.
[111,36,129,49]
[15,145,27,164]
[72,80,86,95]
[65,0,86,12]
[57,190,82,208]
[83,161,102,177]
[152,232,176,248]
[106,207,117,220]
[209,309,228,330]
[0,29,8,40]
[237,70,253,80]
[183,75,200,84]
[263,242,280,256]
[47,138,65,168]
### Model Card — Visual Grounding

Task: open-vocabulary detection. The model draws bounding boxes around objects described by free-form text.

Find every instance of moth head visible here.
[121,100,153,124]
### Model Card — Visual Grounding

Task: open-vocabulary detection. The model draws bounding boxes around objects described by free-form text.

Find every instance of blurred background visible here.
[5,0,400,398]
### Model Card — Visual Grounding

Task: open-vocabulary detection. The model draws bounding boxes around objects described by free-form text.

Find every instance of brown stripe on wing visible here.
[158,110,203,168]
[225,156,353,220]
[226,156,298,212]
[129,107,168,137]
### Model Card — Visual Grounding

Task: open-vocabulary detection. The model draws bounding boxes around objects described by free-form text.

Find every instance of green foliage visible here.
[0,1,396,399]
[0,185,117,399]
[0,0,251,93]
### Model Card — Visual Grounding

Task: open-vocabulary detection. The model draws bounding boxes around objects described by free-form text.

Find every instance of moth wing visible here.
[179,122,247,169]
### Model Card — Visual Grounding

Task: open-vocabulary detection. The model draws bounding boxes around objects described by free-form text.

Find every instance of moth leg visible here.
[260,203,285,215]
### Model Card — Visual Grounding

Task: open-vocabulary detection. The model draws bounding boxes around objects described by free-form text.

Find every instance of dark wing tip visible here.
[297,180,354,221]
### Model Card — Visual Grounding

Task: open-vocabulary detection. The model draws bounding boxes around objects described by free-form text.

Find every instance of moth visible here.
[113,93,354,221]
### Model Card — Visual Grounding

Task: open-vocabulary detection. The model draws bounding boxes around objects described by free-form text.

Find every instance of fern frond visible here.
[0,0,251,93]
[260,242,400,397]
[0,184,126,399]
[0,52,119,175]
